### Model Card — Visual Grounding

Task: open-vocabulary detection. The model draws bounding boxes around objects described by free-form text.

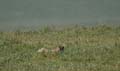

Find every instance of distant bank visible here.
[0,19,120,31]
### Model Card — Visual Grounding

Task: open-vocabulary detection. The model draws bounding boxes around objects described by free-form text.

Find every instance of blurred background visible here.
[0,0,120,31]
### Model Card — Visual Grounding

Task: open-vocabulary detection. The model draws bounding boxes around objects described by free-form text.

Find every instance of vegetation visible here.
[0,25,120,71]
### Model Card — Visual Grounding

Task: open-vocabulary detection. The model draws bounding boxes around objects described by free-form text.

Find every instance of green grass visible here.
[0,25,120,71]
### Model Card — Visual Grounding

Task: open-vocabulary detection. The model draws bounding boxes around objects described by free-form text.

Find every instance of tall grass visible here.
[0,25,120,71]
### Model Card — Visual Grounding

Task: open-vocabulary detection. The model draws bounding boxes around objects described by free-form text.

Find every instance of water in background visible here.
[0,0,120,31]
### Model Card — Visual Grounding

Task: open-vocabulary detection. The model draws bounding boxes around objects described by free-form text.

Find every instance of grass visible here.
[0,24,120,71]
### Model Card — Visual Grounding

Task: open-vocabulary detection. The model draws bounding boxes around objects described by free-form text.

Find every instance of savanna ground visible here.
[0,25,120,71]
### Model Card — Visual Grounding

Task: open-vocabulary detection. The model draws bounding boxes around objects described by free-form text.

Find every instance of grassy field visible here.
[0,25,120,71]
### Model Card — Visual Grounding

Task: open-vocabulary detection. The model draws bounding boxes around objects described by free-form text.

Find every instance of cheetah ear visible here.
[59,43,66,47]
[59,45,64,50]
